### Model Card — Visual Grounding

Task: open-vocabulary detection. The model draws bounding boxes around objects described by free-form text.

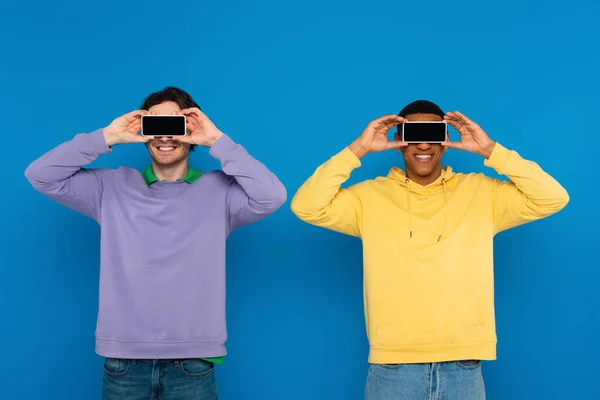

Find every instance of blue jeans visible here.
[102,358,218,400]
[365,361,485,400]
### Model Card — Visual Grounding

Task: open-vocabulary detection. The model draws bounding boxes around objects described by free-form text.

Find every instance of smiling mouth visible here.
[155,145,177,153]
[414,154,433,162]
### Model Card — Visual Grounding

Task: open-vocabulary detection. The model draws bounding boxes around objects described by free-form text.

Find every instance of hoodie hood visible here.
[386,166,457,242]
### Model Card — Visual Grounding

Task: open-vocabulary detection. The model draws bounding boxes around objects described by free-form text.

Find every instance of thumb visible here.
[172,136,194,144]
[442,141,462,150]
[388,140,408,150]
[134,135,152,143]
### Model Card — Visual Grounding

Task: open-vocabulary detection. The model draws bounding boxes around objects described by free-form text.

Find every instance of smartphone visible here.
[141,115,187,136]
[401,121,447,143]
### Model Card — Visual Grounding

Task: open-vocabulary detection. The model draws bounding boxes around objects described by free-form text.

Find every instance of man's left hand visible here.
[173,108,224,147]
[443,111,496,159]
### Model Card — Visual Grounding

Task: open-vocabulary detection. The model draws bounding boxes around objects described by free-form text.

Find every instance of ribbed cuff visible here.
[337,146,362,169]
[208,134,236,159]
[89,129,113,154]
[483,142,511,172]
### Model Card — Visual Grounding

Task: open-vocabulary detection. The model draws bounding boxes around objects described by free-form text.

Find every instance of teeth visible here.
[415,155,431,159]
[158,147,175,151]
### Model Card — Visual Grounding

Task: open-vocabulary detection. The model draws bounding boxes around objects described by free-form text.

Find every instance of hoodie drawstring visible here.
[405,177,448,242]
[405,179,412,238]
[437,178,448,242]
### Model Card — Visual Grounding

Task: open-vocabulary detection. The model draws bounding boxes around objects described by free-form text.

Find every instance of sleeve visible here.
[24,129,115,221]
[290,147,364,237]
[208,135,287,231]
[483,143,570,234]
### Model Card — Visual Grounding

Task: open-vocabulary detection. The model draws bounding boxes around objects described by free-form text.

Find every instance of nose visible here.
[416,142,432,150]
[158,136,173,142]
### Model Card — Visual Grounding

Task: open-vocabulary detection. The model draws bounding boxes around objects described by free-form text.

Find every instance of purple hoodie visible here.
[25,129,287,359]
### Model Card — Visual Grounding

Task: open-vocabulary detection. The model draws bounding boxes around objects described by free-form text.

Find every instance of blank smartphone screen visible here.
[402,122,447,143]
[142,116,186,136]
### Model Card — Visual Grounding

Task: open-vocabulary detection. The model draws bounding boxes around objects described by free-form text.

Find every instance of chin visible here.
[407,165,438,179]
[155,158,184,167]
[412,172,432,180]
[150,151,187,166]
[416,168,436,177]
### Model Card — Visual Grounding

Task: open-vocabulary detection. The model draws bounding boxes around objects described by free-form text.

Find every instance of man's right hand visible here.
[103,110,150,147]
[348,114,407,159]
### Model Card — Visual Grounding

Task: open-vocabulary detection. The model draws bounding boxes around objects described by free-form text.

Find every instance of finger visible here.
[367,114,403,128]
[444,117,463,129]
[444,113,461,122]
[180,107,204,118]
[127,122,142,134]
[372,114,405,125]
[453,111,475,126]
[185,114,201,125]
[127,110,147,117]
[444,116,466,133]
[186,117,202,131]
[374,115,406,132]
[445,113,467,127]
[186,123,201,134]
[124,110,147,122]
[383,117,407,130]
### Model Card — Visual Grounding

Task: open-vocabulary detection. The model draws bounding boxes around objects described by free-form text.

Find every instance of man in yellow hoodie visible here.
[290,100,569,399]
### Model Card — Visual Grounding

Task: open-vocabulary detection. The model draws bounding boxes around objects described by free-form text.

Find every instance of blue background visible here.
[1,0,598,398]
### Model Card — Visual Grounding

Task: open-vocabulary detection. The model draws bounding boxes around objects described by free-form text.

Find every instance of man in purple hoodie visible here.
[25,87,287,399]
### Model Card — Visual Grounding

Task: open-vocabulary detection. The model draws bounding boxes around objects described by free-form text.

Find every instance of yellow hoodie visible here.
[290,143,569,364]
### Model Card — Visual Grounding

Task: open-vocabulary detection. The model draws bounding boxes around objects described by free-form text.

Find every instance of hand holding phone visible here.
[349,114,408,158]
[170,108,224,147]
[443,111,496,158]
[103,110,150,147]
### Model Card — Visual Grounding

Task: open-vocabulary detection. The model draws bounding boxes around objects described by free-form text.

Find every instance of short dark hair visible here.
[140,86,201,151]
[398,100,444,119]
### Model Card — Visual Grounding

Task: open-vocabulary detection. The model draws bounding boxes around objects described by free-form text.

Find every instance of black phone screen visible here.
[142,116,186,136]
[402,122,447,143]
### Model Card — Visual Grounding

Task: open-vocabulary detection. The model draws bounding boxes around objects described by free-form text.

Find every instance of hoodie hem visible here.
[367,341,497,364]
[96,339,227,360]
